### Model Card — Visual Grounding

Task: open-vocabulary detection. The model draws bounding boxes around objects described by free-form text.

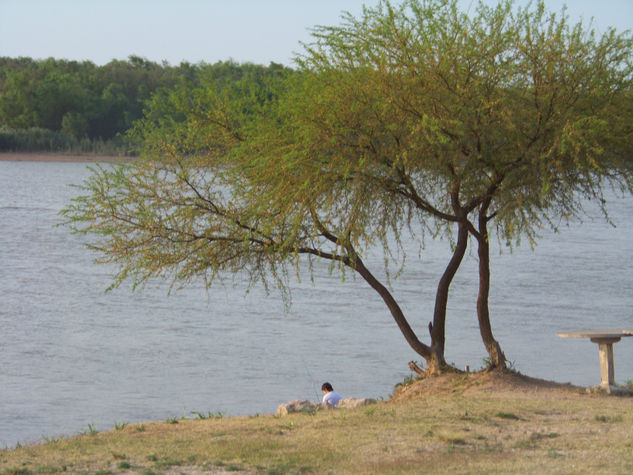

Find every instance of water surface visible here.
[1,160,632,448]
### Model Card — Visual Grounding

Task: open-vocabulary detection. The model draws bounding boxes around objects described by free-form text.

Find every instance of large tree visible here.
[283,0,633,369]
[63,0,633,374]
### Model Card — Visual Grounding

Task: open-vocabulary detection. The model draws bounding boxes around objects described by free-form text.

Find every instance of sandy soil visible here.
[390,369,587,402]
[0,152,131,163]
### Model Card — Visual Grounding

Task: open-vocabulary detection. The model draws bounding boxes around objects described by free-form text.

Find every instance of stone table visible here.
[557,329,633,392]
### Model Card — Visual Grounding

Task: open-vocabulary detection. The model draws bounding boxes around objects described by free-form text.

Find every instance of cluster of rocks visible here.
[276,398,376,416]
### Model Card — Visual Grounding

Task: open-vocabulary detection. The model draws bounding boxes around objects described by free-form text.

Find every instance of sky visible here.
[0,0,632,67]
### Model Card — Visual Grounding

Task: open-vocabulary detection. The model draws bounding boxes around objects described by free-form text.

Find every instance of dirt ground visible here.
[390,369,588,402]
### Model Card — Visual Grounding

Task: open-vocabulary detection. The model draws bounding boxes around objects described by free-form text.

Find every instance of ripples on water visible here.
[1,160,632,447]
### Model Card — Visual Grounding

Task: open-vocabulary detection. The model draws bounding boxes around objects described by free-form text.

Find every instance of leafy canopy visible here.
[63,1,633,364]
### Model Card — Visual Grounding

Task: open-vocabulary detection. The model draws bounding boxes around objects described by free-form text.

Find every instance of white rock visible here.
[276,399,319,416]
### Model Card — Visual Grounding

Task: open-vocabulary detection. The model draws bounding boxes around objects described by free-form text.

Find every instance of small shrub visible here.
[4,469,33,475]
[495,412,519,420]
[394,373,418,391]
[595,415,623,423]
[154,457,183,468]
[191,410,225,420]
[547,449,563,458]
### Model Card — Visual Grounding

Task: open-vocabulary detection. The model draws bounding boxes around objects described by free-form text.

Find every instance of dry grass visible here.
[2,371,633,474]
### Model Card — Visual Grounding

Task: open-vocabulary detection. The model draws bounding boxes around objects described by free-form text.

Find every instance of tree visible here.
[63,0,633,374]
[287,0,633,369]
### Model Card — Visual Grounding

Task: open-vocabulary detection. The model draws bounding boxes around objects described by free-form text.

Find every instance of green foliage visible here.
[0,56,292,153]
[595,414,623,423]
[191,410,225,420]
[114,422,129,430]
[62,1,633,368]
[0,126,122,154]
[152,456,183,468]
[394,373,418,391]
[495,412,520,420]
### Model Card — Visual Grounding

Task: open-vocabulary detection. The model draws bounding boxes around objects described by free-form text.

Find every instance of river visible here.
[1,160,632,448]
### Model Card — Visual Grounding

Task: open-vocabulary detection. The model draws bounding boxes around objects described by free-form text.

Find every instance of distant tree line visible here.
[0,56,290,154]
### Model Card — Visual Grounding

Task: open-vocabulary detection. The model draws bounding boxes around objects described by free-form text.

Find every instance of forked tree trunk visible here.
[475,209,507,370]
[352,253,445,374]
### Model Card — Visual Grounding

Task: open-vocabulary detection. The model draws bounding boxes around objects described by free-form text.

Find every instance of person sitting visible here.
[321,382,343,407]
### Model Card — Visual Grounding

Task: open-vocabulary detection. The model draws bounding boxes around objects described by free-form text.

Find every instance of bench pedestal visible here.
[590,336,620,388]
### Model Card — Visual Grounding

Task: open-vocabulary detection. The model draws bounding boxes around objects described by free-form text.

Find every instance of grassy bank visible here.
[2,372,632,474]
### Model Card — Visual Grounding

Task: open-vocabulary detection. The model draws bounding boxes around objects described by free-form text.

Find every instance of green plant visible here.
[114,422,129,431]
[42,436,63,444]
[547,449,563,458]
[87,424,98,435]
[595,415,623,423]
[165,416,179,424]
[191,410,225,420]
[117,461,131,470]
[394,373,418,391]
[4,468,33,475]
[153,456,183,468]
[495,412,519,420]
[514,432,560,449]
[135,424,146,432]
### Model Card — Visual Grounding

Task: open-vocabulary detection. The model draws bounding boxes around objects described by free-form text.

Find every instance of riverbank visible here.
[2,371,632,474]
[0,152,131,163]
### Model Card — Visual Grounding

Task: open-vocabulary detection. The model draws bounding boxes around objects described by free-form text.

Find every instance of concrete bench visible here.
[557,329,633,393]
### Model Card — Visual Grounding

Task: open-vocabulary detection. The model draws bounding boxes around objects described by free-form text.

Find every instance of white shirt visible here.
[322,390,343,407]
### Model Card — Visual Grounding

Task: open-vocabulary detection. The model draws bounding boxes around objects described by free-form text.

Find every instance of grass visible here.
[2,373,633,474]
[191,410,225,420]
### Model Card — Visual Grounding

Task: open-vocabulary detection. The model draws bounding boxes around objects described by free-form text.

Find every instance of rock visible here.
[276,399,319,416]
[277,397,377,416]
[336,397,376,409]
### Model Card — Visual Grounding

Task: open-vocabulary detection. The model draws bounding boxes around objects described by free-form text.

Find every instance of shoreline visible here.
[0,152,132,163]
[3,371,633,474]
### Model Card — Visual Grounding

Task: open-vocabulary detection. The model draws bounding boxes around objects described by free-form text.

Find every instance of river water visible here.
[1,160,632,448]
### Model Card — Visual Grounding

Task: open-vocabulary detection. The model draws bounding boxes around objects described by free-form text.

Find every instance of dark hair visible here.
[321,382,333,392]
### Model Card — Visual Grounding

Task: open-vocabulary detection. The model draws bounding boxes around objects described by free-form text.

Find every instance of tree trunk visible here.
[429,220,469,367]
[475,210,507,370]
[352,253,446,373]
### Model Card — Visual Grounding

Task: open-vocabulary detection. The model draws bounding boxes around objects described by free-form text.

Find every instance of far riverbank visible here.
[0,152,131,163]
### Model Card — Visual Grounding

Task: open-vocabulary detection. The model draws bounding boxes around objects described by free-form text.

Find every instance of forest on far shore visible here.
[0,56,290,155]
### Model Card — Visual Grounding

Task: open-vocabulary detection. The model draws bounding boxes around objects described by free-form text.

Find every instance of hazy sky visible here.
[1,0,632,66]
